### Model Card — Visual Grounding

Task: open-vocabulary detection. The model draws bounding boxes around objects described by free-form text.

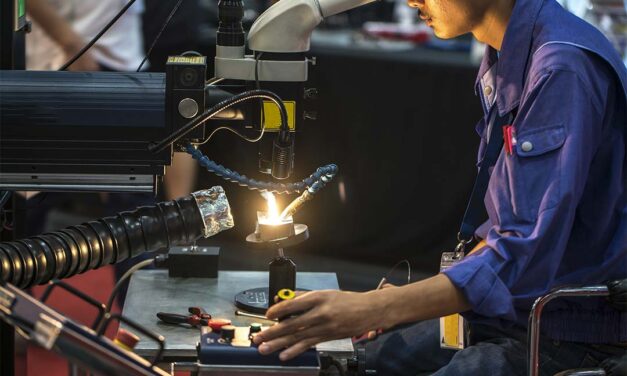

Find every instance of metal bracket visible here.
[0,288,16,315]
[33,314,63,350]
[215,57,308,82]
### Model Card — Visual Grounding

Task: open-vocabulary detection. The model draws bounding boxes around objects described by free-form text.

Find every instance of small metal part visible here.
[178,98,199,119]
[235,310,275,321]
[246,224,309,249]
[192,186,234,238]
[33,314,63,350]
[303,111,318,120]
[521,141,533,152]
[304,88,318,100]
[254,211,295,242]
[0,288,16,315]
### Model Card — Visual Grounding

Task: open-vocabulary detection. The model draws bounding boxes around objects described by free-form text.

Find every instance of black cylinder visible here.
[0,195,205,289]
[271,138,295,180]
[268,256,296,307]
[217,0,245,47]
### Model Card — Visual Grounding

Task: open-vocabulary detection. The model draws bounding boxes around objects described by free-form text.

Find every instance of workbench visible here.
[120,270,354,364]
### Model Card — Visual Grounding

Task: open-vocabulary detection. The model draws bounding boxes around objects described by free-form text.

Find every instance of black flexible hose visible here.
[0,195,204,289]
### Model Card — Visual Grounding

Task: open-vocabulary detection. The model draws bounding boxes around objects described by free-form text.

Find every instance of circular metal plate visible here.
[245,224,309,249]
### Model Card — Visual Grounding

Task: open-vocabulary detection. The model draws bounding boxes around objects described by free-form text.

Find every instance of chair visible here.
[527,279,627,376]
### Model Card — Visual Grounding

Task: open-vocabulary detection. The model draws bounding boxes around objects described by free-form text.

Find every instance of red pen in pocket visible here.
[503,125,516,155]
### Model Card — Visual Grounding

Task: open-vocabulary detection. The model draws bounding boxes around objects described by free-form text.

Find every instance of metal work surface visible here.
[121,270,353,359]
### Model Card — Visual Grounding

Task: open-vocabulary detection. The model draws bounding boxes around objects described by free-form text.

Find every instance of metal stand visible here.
[235,225,309,314]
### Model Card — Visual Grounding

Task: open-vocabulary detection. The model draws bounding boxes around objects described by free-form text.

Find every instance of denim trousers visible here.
[365,319,625,376]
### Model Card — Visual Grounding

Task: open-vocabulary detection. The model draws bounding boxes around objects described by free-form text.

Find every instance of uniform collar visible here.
[475,0,545,115]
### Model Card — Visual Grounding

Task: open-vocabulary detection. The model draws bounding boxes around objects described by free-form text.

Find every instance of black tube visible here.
[0,195,205,289]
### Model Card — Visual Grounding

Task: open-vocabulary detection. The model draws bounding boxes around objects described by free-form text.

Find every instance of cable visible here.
[255,52,267,133]
[59,0,137,71]
[197,55,269,146]
[136,0,185,72]
[384,259,412,286]
[0,191,11,209]
[186,144,338,195]
[149,89,289,153]
[104,258,155,315]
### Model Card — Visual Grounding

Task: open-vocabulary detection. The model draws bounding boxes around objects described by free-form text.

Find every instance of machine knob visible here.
[248,322,262,339]
[221,325,236,341]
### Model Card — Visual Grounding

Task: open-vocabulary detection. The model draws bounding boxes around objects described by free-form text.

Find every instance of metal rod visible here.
[527,285,609,376]
[235,311,276,321]
[277,248,285,258]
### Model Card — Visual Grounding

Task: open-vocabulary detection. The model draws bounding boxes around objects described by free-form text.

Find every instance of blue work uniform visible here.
[366,0,626,374]
[441,0,627,344]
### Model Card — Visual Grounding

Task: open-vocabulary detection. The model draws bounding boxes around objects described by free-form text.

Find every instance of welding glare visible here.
[261,191,282,225]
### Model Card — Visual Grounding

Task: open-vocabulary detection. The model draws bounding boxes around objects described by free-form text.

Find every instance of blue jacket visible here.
[443,0,627,343]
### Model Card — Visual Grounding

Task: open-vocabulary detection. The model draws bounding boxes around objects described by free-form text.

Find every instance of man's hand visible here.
[253,290,389,361]
[253,274,471,361]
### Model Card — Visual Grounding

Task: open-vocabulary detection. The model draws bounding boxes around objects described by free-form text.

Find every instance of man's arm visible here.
[253,273,470,361]
[27,0,99,71]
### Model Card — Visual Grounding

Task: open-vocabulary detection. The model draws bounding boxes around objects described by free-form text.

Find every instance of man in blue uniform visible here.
[253,0,627,374]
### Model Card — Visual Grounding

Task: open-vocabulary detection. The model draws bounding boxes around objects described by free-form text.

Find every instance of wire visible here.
[136,0,185,72]
[104,258,155,316]
[255,52,267,133]
[206,77,225,86]
[59,0,137,71]
[149,90,289,153]
[196,55,270,146]
[384,259,412,286]
[0,191,11,209]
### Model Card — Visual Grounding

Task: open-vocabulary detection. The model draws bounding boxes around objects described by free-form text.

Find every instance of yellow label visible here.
[262,101,296,131]
[443,314,460,346]
[440,313,464,350]
[167,56,206,65]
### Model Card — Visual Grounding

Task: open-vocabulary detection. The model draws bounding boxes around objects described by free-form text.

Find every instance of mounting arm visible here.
[248,0,380,53]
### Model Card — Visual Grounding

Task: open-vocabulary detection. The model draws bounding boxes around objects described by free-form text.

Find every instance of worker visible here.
[253,0,627,374]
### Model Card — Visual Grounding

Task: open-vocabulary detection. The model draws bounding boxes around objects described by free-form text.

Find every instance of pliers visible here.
[157,307,212,327]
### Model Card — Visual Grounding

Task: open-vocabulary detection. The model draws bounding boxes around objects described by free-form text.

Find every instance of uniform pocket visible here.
[506,125,566,222]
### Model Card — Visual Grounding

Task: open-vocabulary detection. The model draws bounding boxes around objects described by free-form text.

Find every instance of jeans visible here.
[365,319,625,376]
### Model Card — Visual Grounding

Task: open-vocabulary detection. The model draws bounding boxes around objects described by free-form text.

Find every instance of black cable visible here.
[0,192,11,209]
[149,89,289,153]
[104,258,154,316]
[59,0,137,71]
[384,259,412,286]
[136,0,185,72]
[255,52,266,131]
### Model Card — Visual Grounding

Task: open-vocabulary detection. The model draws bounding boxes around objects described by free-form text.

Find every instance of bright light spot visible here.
[261,191,281,225]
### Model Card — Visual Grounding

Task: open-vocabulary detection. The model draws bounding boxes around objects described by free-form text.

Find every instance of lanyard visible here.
[455,110,513,255]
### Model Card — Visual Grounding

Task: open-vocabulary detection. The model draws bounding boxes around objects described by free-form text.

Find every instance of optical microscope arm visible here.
[248,0,380,53]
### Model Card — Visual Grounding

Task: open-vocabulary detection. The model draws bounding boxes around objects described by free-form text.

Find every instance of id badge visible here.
[439,251,466,350]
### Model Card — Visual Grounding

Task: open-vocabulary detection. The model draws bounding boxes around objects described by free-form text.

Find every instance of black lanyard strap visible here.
[457,111,513,254]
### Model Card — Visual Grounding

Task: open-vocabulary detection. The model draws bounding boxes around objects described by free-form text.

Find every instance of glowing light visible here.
[261,191,281,225]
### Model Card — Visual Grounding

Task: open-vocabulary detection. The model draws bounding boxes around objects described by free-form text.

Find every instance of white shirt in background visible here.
[26,0,145,71]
